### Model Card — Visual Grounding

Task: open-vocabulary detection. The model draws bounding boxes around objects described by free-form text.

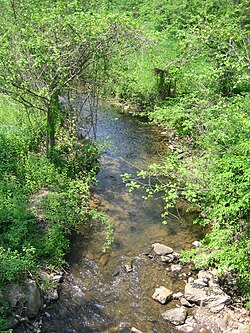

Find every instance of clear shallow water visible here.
[42,107,203,333]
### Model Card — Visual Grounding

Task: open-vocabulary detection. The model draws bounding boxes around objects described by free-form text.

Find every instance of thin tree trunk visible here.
[46,107,55,155]
[46,92,58,155]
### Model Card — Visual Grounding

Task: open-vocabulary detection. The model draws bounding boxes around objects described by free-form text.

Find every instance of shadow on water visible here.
[42,106,204,333]
[44,299,113,333]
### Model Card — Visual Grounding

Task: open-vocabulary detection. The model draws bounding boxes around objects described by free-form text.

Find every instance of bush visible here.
[0,95,104,284]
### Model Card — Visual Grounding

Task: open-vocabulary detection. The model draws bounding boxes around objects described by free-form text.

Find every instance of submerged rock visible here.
[99,255,109,266]
[131,327,144,333]
[161,306,187,325]
[124,259,133,273]
[152,243,173,256]
[108,326,119,333]
[124,264,133,273]
[152,286,173,304]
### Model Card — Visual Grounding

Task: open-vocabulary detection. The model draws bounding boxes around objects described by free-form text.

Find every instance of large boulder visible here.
[184,277,231,312]
[152,243,173,256]
[6,279,42,319]
[161,306,187,325]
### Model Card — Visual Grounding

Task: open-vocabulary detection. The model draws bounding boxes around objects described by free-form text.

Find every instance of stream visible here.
[42,106,204,333]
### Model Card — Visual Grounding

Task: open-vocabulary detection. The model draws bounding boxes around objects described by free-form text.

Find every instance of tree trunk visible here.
[46,91,60,155]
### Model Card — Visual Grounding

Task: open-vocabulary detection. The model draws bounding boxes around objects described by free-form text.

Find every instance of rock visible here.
[124,259,133,273]
[26,280,42,318]
[162,306,187,325]
[6,284,23,308]
[152,286,173,304]
[180,297,193,307]
[185,316,196,325]
[179,302,250,333]
[184,278,231,308]
[124,264,133,273]
[176,316,204,333]
[199,329,211,333]
[6,279,42,319]
[173,292,184,300]
[193,307,230,333]
[99,255,109,266]
[209,303,225,313]
[52,275,63,283]
[220,313,230,331]
[46,288,59,301]
[179,273,187,279]
[208,296,230,312]
[44,312,51,318]
[192,241,202,247]
[173,252,180,258]
[117,322,131,333]
[171,264,182,272]
[39,270,51,282]
[108,327,119,333]
[176,325,194,333]
[131,327,144,333]
[194,279,208,287]
[152,243,173,256]
[197,271,212,281]
[118,329,131,333]
[161,254,174,263]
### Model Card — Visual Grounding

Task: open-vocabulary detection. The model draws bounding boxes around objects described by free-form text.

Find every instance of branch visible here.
[11,82,48,102]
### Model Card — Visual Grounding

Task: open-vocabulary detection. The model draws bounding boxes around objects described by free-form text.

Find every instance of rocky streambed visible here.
[7,241,249,333]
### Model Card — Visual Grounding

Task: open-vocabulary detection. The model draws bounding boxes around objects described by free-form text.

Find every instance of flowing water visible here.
[42,106,204,333]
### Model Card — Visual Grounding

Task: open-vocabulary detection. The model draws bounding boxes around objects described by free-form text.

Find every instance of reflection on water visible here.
[42,107,203,333]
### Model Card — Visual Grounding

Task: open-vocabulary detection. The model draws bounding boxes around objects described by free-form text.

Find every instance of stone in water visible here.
[152,286,173,304]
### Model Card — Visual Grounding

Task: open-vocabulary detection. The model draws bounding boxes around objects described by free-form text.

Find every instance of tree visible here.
[0,0,136,153]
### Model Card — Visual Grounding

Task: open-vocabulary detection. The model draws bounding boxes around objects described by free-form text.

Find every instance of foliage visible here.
[88,209,115,252]
[0,0,138,153]
[0,247,36,283]
[49,121,100,179]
